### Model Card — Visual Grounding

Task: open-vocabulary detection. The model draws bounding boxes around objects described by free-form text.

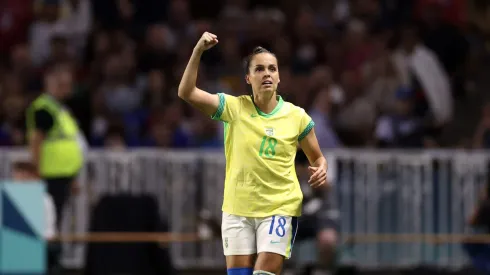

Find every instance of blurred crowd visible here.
[1,0,490,149]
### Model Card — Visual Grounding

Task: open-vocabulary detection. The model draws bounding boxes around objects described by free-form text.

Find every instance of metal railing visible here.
[0,149,487,269]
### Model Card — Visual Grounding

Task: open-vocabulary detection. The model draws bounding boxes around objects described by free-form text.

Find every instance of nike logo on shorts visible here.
[270,240,281,244]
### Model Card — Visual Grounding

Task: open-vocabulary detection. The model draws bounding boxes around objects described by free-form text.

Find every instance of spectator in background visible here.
[8,43,42,93]
[190,115,221,148]
[47,36,72,66]
[57,0,92,56]
[29,0,91,66]
[0,93,26,146]
[1,71,25,98]
[100,51,143,115]
[143,69,169,110]
[418,1,469,99]
[0,73,27,146]
[84,30,111,88]
[29,2,64,66]
[415,0,467,29]
[291,6,322,75]
[139,24,177,74]
[335,70,376,146]
[146,123,174,148]
[322,39,345,82]
[89,88,112,146]
[167,0,193,40]
[9,43,31,74]
[216,37,244,92]
[392,24,453,132]
[104,125,127,150]
[308,65,344,107]
[375,87,426,148]
[143,101,190,148]
[308,88,341,149]
[332,0,350,25]
[362,32,401,116]
[343,19,372,72]
[0,0,487,150]
[26,62,85,230]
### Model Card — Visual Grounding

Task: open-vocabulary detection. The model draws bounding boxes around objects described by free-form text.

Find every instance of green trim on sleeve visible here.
[211,93,225,120]
[298,120,315,141]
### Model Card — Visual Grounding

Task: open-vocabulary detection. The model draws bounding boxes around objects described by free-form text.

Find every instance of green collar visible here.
[42,93,61,107]
[252,95,284,118]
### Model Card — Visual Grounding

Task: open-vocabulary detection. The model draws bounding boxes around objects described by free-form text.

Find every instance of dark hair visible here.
[243,46,277,75]
[105,124,126,140]
[12,161,37,175]
[106,124,124,135]
[45,60,72,76]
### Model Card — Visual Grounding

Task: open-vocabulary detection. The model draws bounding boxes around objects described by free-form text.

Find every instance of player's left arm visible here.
[299,128,328,188]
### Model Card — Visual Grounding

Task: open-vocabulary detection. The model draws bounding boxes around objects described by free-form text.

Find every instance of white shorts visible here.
[221,212,299,259]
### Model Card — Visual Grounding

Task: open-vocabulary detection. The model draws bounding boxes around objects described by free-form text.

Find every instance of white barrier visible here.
[0,149,487,269]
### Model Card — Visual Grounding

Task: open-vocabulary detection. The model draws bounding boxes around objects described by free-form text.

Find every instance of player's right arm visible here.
[178,32,220,117]
[29,109,53,173]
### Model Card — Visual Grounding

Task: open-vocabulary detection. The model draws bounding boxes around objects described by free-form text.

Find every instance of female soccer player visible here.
[178,32,328,275]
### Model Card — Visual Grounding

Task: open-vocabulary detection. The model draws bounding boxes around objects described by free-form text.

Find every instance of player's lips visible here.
[261,80,273,86]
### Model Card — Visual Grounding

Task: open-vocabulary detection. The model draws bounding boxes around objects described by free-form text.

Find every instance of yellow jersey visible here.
[212,93,315,217]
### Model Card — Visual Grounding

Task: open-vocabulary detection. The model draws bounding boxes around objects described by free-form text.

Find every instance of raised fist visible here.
[194,32,219,53]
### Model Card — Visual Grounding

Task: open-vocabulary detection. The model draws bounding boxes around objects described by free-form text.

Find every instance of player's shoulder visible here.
[232,94,254,109]
[31,94,49,107]
[282,100,307,117]
[221,93,250,103]
[236,94,253,102]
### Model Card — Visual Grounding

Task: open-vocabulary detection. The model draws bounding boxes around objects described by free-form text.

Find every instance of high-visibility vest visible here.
[26,94,83,178]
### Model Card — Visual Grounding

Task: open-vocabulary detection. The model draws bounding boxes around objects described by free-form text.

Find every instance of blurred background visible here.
[1,0,490,274]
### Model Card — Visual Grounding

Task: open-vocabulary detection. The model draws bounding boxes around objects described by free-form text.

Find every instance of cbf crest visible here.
[265,127,274,137]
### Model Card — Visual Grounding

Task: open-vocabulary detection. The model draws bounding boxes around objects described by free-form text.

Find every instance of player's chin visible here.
[258,86,276,94]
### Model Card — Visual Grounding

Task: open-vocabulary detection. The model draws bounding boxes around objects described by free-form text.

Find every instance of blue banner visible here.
[0,182,46,274]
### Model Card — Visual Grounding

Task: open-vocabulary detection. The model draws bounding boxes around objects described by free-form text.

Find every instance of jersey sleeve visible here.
[34,109,55,133]
[298,108,315,142]
[211,93,241,122]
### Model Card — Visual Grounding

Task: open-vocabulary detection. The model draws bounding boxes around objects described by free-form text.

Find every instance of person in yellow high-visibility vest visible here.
[26,61,85,229]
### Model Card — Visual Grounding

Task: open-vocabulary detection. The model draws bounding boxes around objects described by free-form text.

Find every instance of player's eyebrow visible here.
[254,64,277,68]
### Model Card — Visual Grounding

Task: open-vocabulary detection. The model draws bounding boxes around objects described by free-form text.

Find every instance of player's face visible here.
[246,53,280,95]
[59,71,73,96]
[47,69,73,98]
[12,169,36,181]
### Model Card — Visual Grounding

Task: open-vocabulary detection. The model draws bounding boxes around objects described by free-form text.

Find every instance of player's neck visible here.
[46,89,62,101]
[253,92,277,114]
